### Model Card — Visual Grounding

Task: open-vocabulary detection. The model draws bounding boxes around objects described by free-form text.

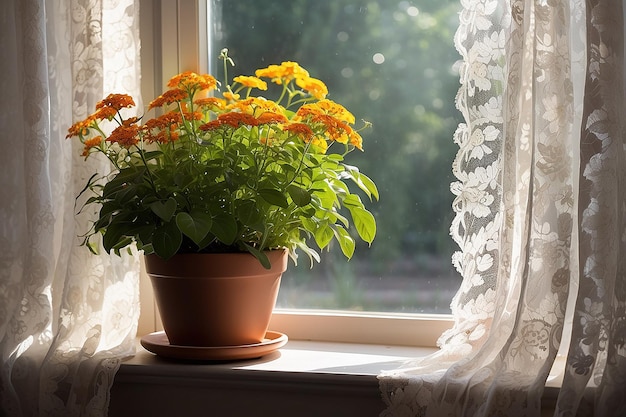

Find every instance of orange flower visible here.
[93,106,118,120]
[218,112,259,128]
[283,122,314,141]
[199,112,259,131]
[256,112,288,125]
[106,125,140,148]
[148,111,183,128]
[123,117,139,126]
[233,75,268,90]
[66,117,94,138]
[184,111,204,122]
[296,76,328,100]
[96,94,135,111]
[143,111,184,143]
[167,71,217,92]
[81,136,103,157]
[316,114,352,144]
[198,119,222,132]
[149,89,188,109]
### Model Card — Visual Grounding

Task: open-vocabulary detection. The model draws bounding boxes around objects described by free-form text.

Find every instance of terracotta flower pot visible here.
[144,249,287,347]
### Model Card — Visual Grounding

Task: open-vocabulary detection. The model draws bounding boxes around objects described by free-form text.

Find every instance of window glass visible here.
[209,0,462,313]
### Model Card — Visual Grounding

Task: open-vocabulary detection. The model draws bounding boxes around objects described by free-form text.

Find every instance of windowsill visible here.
[109,338,435,417]
[109,337,563,417]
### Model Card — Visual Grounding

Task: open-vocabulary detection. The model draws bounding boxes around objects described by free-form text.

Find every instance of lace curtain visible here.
[379,0,625,416]
[0,1,141,416]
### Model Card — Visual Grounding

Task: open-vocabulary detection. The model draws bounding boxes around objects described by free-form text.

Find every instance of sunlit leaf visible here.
[314,223,334,249]
[333,225,355,259]
[349,206,376,245]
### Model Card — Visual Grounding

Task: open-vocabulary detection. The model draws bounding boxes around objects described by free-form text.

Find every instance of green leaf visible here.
[333,226,356,259]
[287,185,311,207]
[152,221,182,259]
[150,198,177,222]
[349,206,377,245]
[344,165,379,201]
[103,167,144,195]
[236,200,263,227]
[258,188,289,208]
[111,236,134,256]
[176,211,212,245]
[314,222,334,249]
[242,243,271,269]
[294,240,321,267]
[211,212,238,245]
[300,217,317,234]
[141,150,163,161]
[102,223,126,254]
[342,193,364,209]
[112,184,138,205]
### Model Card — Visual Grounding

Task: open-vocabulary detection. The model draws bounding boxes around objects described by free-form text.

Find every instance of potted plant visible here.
[67,49,378,352]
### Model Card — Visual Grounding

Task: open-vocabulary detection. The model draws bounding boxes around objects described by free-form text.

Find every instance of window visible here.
[210,0,462,314]
[139,0,459,342]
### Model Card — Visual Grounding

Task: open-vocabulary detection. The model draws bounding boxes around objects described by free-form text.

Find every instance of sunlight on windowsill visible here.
[120,337,437,377]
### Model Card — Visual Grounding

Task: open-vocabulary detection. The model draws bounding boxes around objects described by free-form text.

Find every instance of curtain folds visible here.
[379,0,626,416]
[0,1,141,416]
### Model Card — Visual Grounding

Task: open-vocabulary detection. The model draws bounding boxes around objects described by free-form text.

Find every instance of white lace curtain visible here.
[0,1,141,416]
[380,0,626,416]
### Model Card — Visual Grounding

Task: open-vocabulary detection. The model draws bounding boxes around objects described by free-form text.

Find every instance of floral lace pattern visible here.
[379,0,626,416]
[0,1,141,416]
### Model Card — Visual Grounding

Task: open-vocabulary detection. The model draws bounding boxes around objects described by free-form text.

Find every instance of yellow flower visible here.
[231,97,285,116]
[233,75,268,90]
[223,91,241,101]
[313,99,356,124]
[296,76,328,100]
[349,130,363,151]
[310,136,328,153]
[195,97,227,112]
[255,61,309,84]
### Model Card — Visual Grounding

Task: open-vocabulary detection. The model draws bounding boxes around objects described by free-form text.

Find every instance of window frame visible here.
[137,0,455,347]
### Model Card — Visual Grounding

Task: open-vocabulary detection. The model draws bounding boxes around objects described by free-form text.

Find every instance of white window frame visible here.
[137,0,455,347]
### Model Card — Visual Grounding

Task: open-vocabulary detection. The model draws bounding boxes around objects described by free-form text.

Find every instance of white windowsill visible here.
[109,338,434,417]
[109,336,562,417]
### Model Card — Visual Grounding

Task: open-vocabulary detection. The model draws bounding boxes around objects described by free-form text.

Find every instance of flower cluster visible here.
[67,49,378,267]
